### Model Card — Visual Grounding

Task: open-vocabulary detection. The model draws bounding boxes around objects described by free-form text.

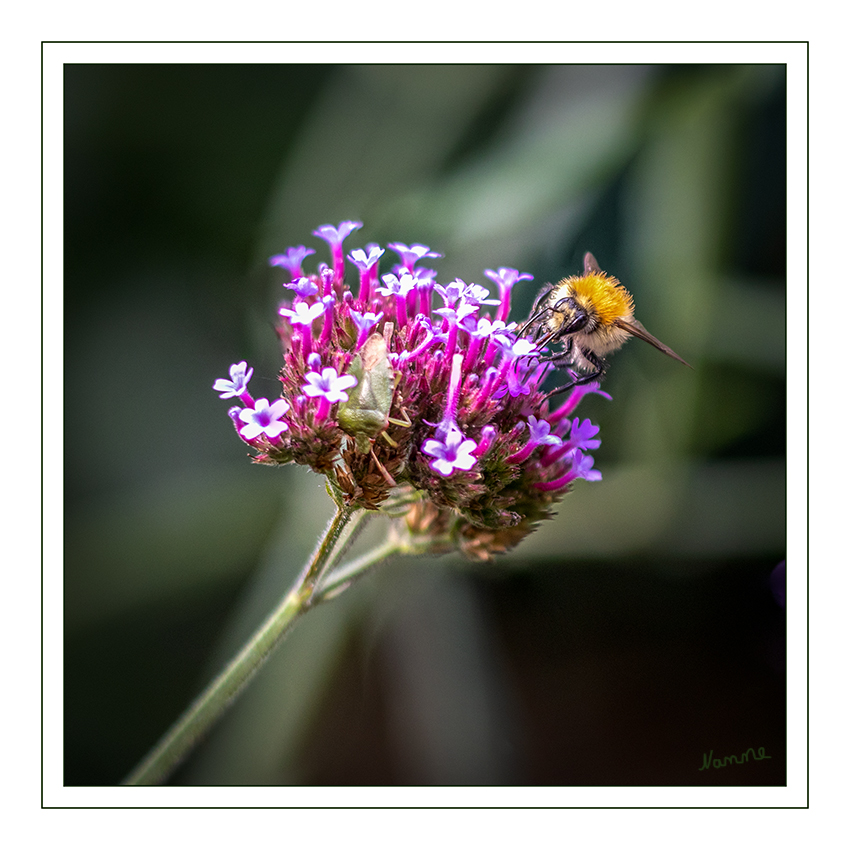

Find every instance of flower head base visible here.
[215,222,609,558]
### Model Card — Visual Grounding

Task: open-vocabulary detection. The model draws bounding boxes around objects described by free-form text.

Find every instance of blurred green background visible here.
[64,63,786,786]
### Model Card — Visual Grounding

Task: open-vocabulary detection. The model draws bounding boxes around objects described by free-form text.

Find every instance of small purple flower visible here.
[484,267,534,323]
[434,302,479,361]
[302,366,358,424]
[427,353,473,455]
[466,316,515,340]
[349,309,383,334]
[507,415,563,464]
[283,277,319,299]
[396,318,437,363]
[349,310,385,349]
[388,242,442,272]
[377,272,417,297]
[533,449,600,491]
[462,316,517,372]
[213,361,254,400]
[238,397,291,441]
[280,300,326,359]
[270,246,316,279]
[567,418,601,451]
[543,416,601,465]
[433,279,467,308]
[314,221,363,284]
[348,245,385,271]
[528,414,560,446]
[302,367,358,404]
[460,282,500,308]
[483,267,534,290]
[378,272,417,327]
[504,337,538,358]
[313,221,363,247]
[412,266,438,283]
[493,337,540,398]
[422,426,478,477]
[472,425,497,459]
[434,302,479,325]
[280,300,326,327]
[571,450,602,481]
[348,245,384,304]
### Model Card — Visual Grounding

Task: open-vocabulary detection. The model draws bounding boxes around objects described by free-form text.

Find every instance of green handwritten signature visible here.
[699,747,771,770]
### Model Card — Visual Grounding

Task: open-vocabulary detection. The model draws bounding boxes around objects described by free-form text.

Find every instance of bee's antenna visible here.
[517,307,549,338]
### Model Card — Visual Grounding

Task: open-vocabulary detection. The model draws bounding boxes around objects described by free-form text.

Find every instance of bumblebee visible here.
[520,253,691,398]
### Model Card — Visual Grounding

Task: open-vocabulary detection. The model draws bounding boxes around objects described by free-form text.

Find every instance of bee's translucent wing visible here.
[615,317,692,368]
[584,252,602,275]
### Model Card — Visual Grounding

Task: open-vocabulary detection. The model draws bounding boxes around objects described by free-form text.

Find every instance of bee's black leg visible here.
[541,373,601,402]
[541,350,608,401]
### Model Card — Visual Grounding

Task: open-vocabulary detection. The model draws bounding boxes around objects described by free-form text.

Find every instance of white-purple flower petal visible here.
[571,450,602,481]
[270,246,316,277]
[238,397,290,440]
[283,277,319,298]
[569,417,601,451]
[433,279,466,307]
[527,415,563,448]
[349,310,384,334]
[348,245,385,271]
[279,300,326,327]
[388,242,442,269]
[302,367,358,404]
[377,272,417,297]
[422,426,478,477]
[213,361,254,398]
[313,221,363,247]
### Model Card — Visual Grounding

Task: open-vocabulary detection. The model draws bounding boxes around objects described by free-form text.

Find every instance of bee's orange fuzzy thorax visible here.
[566,272,634,326]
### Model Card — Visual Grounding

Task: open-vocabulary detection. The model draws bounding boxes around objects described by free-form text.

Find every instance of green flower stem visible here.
[123,500,365,786]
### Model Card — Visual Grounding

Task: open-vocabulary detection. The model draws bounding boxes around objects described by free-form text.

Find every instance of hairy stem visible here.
[123,501,363,786]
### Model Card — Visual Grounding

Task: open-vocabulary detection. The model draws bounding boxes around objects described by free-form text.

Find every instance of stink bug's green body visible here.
[338,332,398,453]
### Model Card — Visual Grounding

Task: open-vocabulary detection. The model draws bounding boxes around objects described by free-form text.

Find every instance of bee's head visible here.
[548,287,592,337]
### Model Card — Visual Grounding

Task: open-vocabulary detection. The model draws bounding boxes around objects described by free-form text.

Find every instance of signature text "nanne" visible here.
[699,747,771,771]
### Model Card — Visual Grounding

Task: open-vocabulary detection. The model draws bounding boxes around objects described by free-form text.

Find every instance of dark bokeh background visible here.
[64,64,786,786]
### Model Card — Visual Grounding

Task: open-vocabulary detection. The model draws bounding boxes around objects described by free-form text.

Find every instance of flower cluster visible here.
[214,221,608,560]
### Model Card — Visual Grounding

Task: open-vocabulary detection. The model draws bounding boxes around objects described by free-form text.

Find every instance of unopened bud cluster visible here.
[214,221,607,560]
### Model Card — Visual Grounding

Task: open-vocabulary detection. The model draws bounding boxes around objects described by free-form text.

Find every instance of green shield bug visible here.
[338,328,411,486]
